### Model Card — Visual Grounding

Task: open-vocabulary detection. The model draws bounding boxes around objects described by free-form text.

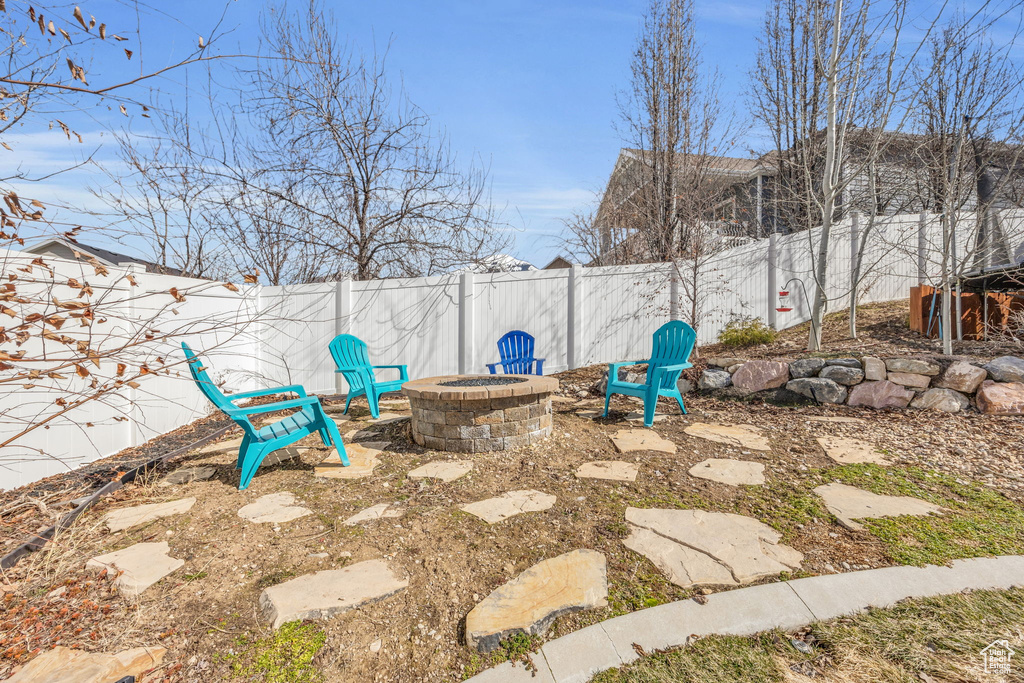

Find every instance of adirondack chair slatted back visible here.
[498,331,535,374]
[647,321,697,389]
[328,334,372,392]
[182,342,234,412]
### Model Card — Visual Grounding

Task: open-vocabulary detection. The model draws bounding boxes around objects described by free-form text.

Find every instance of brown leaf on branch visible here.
[73,6,88,30]
[55,397,67,407]
[99,24,106,39]
[123,49,132,60]
[169,287,185,302]
[74,365,90,378]
[126,381,140,389]
[116,363,126,376]
[0,306,15,318]
[243,271,260,284]
[0,349,25,360]
[67,278,80,289]
[45,315,65,329]
[222,282,239,292]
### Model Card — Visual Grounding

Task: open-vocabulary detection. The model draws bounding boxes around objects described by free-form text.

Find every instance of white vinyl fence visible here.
[2,210,1019,489]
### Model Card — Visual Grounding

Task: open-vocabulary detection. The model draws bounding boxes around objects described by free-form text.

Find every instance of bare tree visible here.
[235,2,507,281]
[613,0,737,334]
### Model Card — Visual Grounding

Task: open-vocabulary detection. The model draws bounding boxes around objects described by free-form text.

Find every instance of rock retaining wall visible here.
[695,355,1024,415]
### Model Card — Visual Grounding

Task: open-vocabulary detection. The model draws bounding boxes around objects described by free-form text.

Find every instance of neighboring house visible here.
[595,132,1024,266]
[542,256,574,270]
[22,238,185,276]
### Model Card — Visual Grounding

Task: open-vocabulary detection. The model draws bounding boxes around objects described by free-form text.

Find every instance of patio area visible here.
[2,356,1023,681]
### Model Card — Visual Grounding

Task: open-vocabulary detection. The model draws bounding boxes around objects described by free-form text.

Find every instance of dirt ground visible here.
[1,300,1022,682]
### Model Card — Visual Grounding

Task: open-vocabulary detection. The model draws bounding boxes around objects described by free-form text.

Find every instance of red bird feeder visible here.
[776,290,792,313]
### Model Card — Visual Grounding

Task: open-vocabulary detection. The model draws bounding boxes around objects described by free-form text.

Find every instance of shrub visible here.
[716,317,779,347]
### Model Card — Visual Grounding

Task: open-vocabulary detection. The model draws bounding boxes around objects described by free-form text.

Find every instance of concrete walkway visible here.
[464,555,1024,683]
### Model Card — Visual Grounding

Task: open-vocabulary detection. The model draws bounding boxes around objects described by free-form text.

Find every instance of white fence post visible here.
[458,272,475,374]
[334,278,352,393]
[917,211,928,284]
[767,232,778,328]
[568,264,584,369]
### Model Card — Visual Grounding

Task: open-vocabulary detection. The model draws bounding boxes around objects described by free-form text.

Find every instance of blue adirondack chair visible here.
[182,342,348,490]
[603,320,696,427]
[328,334,409,419]
[486,330,545,375]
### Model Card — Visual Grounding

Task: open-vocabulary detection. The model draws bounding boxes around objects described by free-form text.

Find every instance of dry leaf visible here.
[222,282,239,292]
[72,6,88,30]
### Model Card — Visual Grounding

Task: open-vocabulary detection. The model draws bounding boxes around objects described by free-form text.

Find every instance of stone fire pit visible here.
[403,375,558,453]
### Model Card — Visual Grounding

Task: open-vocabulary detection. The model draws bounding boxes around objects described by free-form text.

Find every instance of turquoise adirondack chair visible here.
[328,334,409,419]
[182,342,348,490]
[486,330,545,375]
[603,320,696,427]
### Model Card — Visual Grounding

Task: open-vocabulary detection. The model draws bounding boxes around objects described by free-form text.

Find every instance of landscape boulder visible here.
[862,356,886,381]
[698,368,732,390]
[789,358,825,378]
[936,361,987,393]
[707,357,744,368]
[847,380,915,409]
[910,388,970,413]
[985,356,1024,383]
[887,372,931,390]
[786,378,848,404]
[976,380,1024,415]
[825,358,862,368]
[731,360,789,392]
[818,365,864,386]
[885,358,941,376]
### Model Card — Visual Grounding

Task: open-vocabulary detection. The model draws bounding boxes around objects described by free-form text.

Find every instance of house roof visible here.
[23,238,184,276]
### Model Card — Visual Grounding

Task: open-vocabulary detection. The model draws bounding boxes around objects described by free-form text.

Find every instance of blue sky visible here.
[8,0,968,269]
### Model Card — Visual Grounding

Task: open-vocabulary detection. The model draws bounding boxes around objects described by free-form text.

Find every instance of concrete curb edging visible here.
[464,555,1024,683]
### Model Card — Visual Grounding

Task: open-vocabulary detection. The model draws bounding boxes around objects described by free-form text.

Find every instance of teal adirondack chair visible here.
[603,320,696,427]
[182,342,348,490]
[328,334,409,418]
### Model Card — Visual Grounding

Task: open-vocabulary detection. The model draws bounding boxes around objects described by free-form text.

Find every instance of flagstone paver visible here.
[195,436,243,455]
[465,550,608,652]
[461,490,557,524]
[159,466,216,487]
[575,410,601,420]
[813,482,943,531]
[575,461,639,482]
[259,559,408,628]
[344,428,379,441]
[102,498,196,532]
[237,492,312,524]
[815,437,889,465]
[610,429,677,454]
[683,423,771,451]
[314,442,389,480]
[622,508,803,588]
[408,460,473,483]
[5,645,167,683]
[364,412,410,424]
[687,459,765,486]
[342,503,405,526]
[86,542,184,597]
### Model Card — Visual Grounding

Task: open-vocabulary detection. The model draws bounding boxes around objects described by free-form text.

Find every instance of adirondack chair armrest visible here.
[227,385,307,401]
[485,362,500,373]
[225,395,321,417]
[654,362,692,374]
[372,364,409,380]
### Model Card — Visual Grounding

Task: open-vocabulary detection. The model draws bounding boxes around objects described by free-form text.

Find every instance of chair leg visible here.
[238,444,270,491]
[368,389,380,419]
[236,435,251,469]
[603,390,612,418]
[322,416,350,466]
[674,392,687,415]
[344,393,354,415]
[643,394,658,428]
[318,428,330,446]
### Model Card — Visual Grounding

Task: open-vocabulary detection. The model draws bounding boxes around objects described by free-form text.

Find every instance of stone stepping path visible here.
[344,428,379,441]
[159,466,215,487]
[575,410,601,420]
[623,508,802,588]
[465,549,608,652]
[259,559,408,628]
[815,437,889,465]
[343,502,404,526]
[195,436,243,455]
[86,541,184,597]
[314,442,390,480]
[363,412,410,424]
[683,423,771,451]
[6,645,166,683]
[461,490,556,524]
[814,483,943,531]
[610,429,676,454]
[237,492,312,524]
[102,498,196,532]
[575,461,639,482]
[408,460,473,483]
[688,459,764,486]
